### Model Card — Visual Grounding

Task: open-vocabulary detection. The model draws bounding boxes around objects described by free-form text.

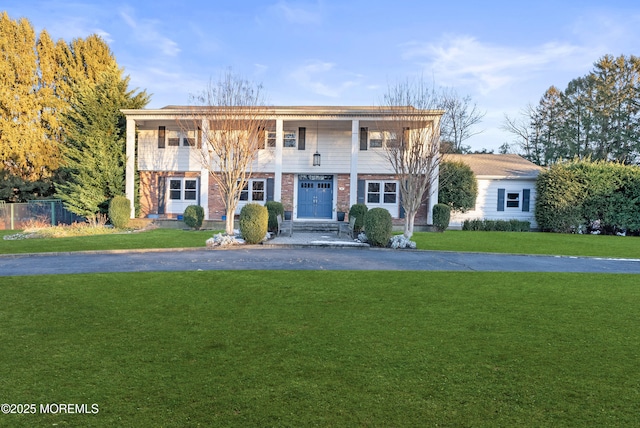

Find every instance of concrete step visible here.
[292,221,346,232]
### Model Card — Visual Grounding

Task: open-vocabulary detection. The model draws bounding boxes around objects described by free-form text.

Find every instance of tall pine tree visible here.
[56,58,149,221]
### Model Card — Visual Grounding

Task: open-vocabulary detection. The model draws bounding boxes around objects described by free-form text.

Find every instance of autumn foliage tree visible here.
[0,12,148,206]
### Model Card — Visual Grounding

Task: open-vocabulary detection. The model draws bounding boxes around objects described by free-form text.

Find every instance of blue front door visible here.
[298,175,333,219]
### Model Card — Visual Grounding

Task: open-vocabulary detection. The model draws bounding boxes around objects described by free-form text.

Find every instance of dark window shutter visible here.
[399,189,405,218]
[197,127,202,149]
[158,126,165,148]
[298,127,306,150]
[522,189,530,212]
[266,178,274,201]
[497,188,505,212]
[158,176,166,214]
[357,179,366,204]
[360,127,368,151]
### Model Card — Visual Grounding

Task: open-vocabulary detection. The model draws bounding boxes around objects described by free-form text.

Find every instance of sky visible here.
[5,0,640,151]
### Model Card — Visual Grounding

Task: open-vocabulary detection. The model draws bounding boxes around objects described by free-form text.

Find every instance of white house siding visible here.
[449,177,539,229]
[137,129,202,172]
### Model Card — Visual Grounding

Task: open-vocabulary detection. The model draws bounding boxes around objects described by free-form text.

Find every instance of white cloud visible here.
[289,60,361,98]
[269,0,322,25]
[403,35,588,95]
[119,7,180,57]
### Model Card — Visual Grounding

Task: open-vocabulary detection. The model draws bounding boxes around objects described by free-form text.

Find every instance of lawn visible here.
[412,230,640,258]
[3,228,640,259]
[1,271,639,427]
[0,228,215,254]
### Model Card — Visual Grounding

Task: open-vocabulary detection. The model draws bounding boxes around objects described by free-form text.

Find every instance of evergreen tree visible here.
[505,54,640,165]
[57,68,149,221]
[438,160,477,212]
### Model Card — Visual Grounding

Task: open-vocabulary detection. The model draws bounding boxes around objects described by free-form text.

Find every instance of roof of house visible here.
[444,154,544,179]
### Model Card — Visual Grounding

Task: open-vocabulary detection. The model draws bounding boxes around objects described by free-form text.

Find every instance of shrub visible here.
[483,220,496,231]
[432,203,450,232]
[439,161,478,212]
[264,201,284,232]
[462,218,531,232]
[183,205,205,229]
[348,203,368,233]
[239,203,268,244]
[108,195,131,229]
[363,208,392,247]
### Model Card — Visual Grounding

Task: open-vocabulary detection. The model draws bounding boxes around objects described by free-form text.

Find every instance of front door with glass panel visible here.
[297,175,333,219]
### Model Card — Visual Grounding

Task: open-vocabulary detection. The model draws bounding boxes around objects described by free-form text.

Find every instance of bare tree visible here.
[378,79,445,238]
[440,89,485,153]
[183,71,270,235]
[501,104,542,164]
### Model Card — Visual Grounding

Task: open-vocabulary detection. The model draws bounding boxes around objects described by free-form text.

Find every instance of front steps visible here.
[291,221,345,233]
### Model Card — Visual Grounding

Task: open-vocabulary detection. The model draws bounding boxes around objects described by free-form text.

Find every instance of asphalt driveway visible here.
[1,247,640,276]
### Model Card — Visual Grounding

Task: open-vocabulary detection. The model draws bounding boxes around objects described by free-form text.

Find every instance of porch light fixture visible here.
[313,121,321,166]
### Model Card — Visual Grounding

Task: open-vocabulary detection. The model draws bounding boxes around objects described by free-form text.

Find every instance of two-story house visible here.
[121,106,443,225]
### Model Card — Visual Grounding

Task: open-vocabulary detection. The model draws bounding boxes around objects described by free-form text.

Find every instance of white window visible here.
[506,192,520,208]
[239,179,266,203]
[369,131,397,149]
[236,179,267,214]
[265,130,297,148]
[166,130,197,147]
[169,178,198,201]
[366,180,399,217]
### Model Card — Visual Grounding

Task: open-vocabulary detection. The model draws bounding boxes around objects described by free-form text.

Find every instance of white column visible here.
[200,119,209,219]
[427,160,439,224]
[350,120,359,207]
[274,119,283,202]
[125,118,136,218]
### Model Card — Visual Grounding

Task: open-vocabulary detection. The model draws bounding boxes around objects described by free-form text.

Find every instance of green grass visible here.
[2,227,640,259]
[412,230,640,258]
[1,271,639,427]
[0,228,216,254]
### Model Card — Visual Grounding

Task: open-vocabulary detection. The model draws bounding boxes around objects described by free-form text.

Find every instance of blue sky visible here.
[5,0,640,151]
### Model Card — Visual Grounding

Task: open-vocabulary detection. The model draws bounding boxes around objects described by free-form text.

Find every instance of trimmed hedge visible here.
[239,203,268,244]
[536,160,640,234]
[108,195,131,229]
[363,207,392,247]
[432,203,451,232]
[183,205,205,229]
[462,219,531,232]
[265,201,284,232]
[348,203,368,233]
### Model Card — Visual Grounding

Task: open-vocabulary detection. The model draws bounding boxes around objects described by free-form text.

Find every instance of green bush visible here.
[183,205,205,229]
[462,219,531,232]
[264,201,284,232]
[432,203,450,232]
[536,160,640,234]
[363,208,392,247]
[439,161,478,212]
[239,203,268,244]
[108,195,131,229]
[348,203,368,233]
[483,220,496,231]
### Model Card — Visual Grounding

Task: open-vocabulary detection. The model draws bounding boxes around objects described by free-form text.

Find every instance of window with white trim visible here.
[506,192,520,208]
[265,130,297,148]
[239,179,266,203]
[169,178,198,201]
[366,180,399,217]
[369,131,397,149]
[165,130,197,147]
